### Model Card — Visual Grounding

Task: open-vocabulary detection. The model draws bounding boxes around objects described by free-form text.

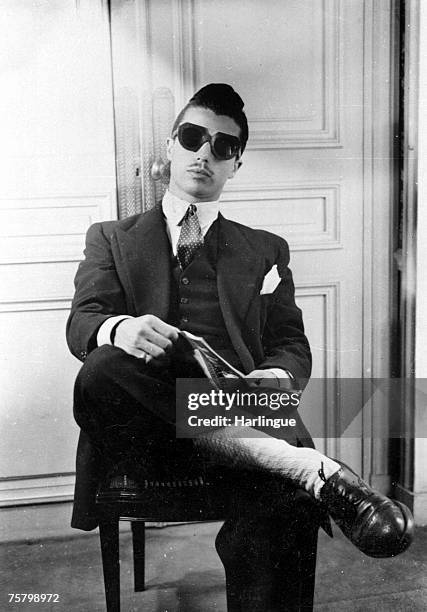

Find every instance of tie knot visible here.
[179,204,198,226]
[186,203,197,218]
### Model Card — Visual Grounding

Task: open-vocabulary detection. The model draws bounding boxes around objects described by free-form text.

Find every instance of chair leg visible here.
[99,518,121,612]
[131,521,146,592]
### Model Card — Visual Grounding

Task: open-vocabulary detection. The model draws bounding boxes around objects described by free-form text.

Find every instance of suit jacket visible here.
[67,205,313,529]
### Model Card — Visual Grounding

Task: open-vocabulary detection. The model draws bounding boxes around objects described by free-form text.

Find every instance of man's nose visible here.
[196,140,212,161]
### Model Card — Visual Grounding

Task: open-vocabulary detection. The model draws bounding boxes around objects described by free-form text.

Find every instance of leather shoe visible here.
[319,461,414,557]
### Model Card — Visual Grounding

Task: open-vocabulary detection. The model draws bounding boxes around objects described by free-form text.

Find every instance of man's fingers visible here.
[137,338,167,359]
[113,341,170,366]
[113,314,180,358]
[114,343,148,359]
[138,328,174,352]
[150,316,180,341]
[245,369,279,388]
[245,369,277,380]
[138,315,179,346]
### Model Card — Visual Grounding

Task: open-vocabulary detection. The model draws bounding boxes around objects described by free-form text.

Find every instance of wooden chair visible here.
[96,471,319,612]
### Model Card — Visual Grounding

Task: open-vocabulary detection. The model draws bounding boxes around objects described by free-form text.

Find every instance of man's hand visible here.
[113,314,179,363]
[245,369,293,389]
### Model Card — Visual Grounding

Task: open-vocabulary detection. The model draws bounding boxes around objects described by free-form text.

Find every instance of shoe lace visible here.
[318,461,327,483]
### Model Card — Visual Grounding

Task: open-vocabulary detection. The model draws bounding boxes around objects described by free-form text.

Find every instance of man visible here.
[67,84,413,610]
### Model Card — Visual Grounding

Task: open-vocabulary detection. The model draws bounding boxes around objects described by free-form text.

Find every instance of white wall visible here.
[0,0,117,536]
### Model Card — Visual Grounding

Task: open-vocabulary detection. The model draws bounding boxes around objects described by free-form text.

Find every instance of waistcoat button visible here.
[181,277,190,285]
[180,297,189,304]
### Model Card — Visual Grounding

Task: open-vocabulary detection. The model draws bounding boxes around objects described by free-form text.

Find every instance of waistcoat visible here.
[168,221,241,368]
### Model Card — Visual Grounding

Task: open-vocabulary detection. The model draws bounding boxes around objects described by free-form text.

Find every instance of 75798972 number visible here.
[8,594,59,603]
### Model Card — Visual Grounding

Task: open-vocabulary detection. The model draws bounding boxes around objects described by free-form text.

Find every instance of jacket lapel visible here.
[113,206,172,319]
[216,214,261,372]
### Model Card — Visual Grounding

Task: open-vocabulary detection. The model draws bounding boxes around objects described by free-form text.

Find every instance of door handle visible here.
[151,157,168,181]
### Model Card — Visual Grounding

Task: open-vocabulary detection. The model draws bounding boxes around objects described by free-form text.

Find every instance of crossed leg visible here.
[74,345,413,566]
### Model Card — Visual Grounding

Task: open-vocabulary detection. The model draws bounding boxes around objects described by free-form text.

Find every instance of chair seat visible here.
[96,472,228,522]
[99,473,212,493]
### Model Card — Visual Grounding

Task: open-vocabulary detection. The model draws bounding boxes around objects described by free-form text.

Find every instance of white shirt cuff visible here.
[97,315,133,346]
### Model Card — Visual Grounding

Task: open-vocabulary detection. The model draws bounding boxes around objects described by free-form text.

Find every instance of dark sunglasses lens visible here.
[177,123,240,159]
[213,135,239,160]
[179,125,204,151]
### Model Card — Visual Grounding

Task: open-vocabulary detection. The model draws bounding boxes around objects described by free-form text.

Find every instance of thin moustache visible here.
[187,165,212,177]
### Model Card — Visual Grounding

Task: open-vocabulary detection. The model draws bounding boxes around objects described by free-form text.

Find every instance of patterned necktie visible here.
[177,204,204,269]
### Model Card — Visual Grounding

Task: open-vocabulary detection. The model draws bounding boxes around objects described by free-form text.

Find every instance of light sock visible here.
[195,426,341,499]
[276,446,340,499]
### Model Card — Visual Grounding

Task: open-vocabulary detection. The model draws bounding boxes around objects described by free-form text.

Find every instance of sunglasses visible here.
[174,122,241,161]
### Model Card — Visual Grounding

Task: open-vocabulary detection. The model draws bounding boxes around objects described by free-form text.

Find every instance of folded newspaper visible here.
[179,330,245,389]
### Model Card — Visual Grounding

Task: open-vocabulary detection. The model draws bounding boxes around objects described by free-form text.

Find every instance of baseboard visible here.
[0,475,75,507]
[394,483,414,509]
[394,483,427,526]
[413,492,427,526]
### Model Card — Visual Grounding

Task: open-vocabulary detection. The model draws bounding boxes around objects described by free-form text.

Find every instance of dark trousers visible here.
[74,346,320,611]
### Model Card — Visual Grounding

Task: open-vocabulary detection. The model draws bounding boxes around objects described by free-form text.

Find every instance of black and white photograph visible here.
[1,1,427,610]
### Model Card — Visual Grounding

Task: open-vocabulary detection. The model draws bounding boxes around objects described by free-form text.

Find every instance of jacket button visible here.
[180,317,189,324]
[181,277,190,285]
[180,297,189,304]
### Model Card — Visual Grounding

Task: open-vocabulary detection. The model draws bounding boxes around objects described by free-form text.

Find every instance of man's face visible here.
[166,107,242,203]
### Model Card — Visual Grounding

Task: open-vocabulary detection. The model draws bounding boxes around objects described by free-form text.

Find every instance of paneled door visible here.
[0,2,117,514]
[110,0,399,484]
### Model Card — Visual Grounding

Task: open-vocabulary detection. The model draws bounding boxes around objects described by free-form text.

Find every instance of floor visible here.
[1,522,426,612]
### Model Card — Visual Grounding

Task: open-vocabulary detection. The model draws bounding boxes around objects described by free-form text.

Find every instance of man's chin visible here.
[169,179,220,202]
[181,183,218,202]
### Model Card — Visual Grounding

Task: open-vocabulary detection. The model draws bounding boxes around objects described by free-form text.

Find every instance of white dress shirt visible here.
[161,190,220,254]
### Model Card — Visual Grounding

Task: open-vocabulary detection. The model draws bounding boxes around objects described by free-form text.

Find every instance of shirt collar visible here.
[162,190,220,229]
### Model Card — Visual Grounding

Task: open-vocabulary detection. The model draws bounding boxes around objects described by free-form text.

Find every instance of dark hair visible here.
[171,83,249,154]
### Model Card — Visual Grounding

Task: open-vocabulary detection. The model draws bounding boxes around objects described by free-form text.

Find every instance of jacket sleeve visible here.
[259,238,312,387]
[66,222,129,361]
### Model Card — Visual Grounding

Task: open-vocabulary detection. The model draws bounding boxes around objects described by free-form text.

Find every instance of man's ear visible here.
[166,137,174,161]
[228,158,242,179]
